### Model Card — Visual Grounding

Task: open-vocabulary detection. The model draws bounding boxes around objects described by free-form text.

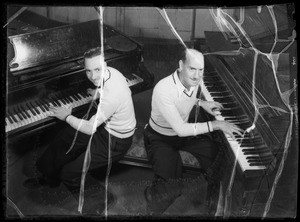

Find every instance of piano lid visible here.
[203,4,295,149]
[8,20,140,73]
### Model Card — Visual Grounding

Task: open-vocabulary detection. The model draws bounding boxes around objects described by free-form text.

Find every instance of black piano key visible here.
[222,102,240,109]
[8,110,18,122]
[40,100,50,111]
[72,93,81,101]
[57,94,67,105]
[13,107,24,120]
[246,155,273,161]
[66,95,75,103]
[78,92,87,100]
[53,95,63,106]
[210,92,232,97]
[7,115,14,124]
[30,102,40,114]
[49,97,60,106]
[248,159,273,165]
[82,91,90,97]
[36,100,46,112]
[240,141,267,149]
[79,91,88,98]
[240,140,264,146]
[25,103,37,116]
[69,91,79,101]
[221,108,245,116]
[62,94,72,103]
[239,141,265,147]
[213,97,236,103]
[41,99,51,110]
[243,150,271,156]
[77,92,84,98]
[60,95,71,104]
[13,106,22,120]
[206,85,228,91]
[240,142,264,147]
[246,159,273,165]
[249,163,267,166]
[20,105,31,118]
[245,156,271,161]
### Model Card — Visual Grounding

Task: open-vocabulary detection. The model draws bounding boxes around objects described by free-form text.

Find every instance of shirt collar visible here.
[172,70,196,97]
[97,68,111,89]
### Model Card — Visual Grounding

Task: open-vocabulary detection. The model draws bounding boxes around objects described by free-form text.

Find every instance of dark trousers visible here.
[143,124,219,213]
[36,124,132,189]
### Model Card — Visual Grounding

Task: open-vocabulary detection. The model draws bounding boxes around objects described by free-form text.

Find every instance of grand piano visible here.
[194,4,297,217]
[5,9,154,140]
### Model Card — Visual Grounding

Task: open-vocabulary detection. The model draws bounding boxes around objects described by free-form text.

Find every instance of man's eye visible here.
[95,68,101,72]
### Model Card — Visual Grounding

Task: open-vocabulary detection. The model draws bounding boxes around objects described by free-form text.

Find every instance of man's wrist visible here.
[64,114,72,122]
[211,120,218,131]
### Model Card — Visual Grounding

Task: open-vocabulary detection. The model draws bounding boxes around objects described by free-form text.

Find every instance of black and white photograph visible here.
[3,2,298,220]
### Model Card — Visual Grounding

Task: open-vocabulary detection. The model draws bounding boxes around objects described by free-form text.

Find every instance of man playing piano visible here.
[24,47,136,196]
[143,48,244,215]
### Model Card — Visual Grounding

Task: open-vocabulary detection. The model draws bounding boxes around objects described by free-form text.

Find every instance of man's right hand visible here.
[211,120,244,140]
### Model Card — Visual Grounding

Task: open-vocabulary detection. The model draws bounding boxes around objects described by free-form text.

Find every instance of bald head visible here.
[180,48,203,63]
[178,48,204,89]
[185,49,203,64]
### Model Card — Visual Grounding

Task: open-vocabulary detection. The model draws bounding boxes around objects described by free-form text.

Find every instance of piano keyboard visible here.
[126,73,144,87]
[201,71,275,176]
[6,73,144,135]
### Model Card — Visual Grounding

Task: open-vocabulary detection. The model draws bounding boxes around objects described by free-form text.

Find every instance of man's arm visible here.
[154,86,210,137]
[66,95,119,135]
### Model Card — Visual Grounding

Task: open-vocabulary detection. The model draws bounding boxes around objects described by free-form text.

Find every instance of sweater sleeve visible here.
[66,90,119,135]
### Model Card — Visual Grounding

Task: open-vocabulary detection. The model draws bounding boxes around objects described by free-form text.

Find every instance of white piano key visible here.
[8,116,18,129]
[5,118,13,132]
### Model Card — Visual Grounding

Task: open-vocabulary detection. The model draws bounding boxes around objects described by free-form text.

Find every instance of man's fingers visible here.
[47,111,55,117]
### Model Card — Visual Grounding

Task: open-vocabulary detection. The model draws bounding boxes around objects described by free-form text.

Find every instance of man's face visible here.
[179,51,204,89]
[84,55,106,87]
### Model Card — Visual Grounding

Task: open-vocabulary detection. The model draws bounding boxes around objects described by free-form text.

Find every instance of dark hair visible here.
[84,47,102,59]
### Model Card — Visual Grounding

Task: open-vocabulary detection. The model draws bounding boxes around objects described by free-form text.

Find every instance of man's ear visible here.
[179,60,183,71]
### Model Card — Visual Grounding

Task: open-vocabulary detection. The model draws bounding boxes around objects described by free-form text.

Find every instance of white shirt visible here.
[149,70,210,136]
[67,67,136,138]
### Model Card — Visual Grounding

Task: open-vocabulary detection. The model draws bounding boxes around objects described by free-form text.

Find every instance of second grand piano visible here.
[6,18,154,139]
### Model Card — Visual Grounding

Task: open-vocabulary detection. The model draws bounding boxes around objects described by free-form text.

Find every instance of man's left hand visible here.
[198,100,223,116]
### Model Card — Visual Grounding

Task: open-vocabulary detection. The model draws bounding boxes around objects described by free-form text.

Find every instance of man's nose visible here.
[193,71,200,79]
[91,71,97,79]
